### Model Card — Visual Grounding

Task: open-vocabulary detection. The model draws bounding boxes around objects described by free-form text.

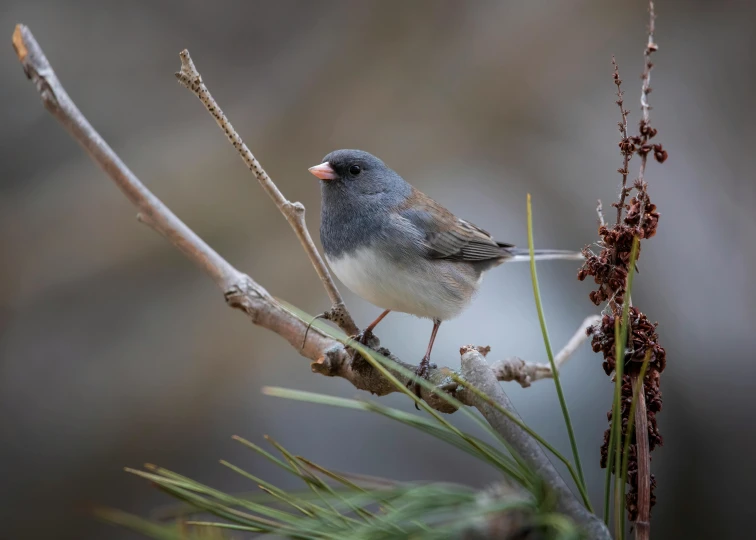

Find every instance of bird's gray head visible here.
[309,149,412,257]
[309,149,411,205]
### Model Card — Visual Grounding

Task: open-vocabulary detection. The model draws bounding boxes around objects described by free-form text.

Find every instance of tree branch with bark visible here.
[12,19,621,539]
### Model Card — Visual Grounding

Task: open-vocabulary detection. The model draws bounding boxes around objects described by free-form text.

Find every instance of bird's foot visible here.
[354,328,374,346]
[407,357,434,409]
[349,328,379,350]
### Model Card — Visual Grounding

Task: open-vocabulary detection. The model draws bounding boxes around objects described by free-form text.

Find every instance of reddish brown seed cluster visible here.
[582,54,667,523]
[578,223,638,306]
[592,309,665,520]
[588,308,666,376]
[625,196,659,239]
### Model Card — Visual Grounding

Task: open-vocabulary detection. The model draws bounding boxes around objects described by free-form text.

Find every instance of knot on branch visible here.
[321,303,359,336]
[223,276,272,319]
[13,25,58,106]
[489,357,534,388]
[310,344,349,377]
[282,201,305,217]
[175,49,203,92]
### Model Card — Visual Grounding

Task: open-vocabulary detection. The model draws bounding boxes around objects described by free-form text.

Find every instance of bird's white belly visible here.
[326,248,476,321]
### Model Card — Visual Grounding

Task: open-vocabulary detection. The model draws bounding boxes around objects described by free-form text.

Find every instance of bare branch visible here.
[174,50,358,336]
[635,0,658,232]
[489,315,601,388]
[640,2,657,127]
[12,24,597,417]
[612,56,632,225]
[11,23,343,389]
[12,25,240,292]
[459,347,610,539]
[631,4,658,538]
[596,199,606,227]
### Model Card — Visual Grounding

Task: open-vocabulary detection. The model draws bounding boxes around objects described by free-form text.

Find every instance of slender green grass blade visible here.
[296,457,367,492]
[132,466,362,539]
[223,458,422,538]
[219,460,318,518]
[293,457,415,535]
[619,349,652,540]
[154,483,284,530]
[265,435,363,530]
[612,316,624,537]
[184,521,262,532]
[613,235,640,538]
[262,386,526,485]
[385,495,531,538]
[231,435,299,474]
[603,414,617,526]
[160,483,345,539]
[135,466,306,526]
[526,194,588,497]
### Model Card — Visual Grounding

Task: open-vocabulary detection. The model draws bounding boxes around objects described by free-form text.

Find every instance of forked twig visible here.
[174,50,358,336]
[489,315,601,387]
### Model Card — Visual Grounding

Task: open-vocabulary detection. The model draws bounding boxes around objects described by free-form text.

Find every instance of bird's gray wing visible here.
[396,188,514,263]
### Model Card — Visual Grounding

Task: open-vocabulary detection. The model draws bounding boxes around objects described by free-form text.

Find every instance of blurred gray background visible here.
[2,0,754,538]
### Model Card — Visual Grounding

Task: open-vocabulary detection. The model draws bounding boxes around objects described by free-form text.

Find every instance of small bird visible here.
[309,149,581,395]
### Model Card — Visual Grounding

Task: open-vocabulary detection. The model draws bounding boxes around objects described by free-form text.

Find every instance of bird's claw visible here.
[347,329,380,363]
[407,358,431,409]
[352,328,374,346]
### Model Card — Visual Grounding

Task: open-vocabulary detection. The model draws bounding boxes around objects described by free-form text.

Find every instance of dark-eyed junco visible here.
[309,149,581,395]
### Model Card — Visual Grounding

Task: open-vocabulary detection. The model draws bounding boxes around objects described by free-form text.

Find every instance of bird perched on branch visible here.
[309,149,581,397]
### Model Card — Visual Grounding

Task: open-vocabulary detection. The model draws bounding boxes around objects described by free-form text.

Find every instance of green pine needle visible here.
[261,386,527,485]
[526,194,589,502]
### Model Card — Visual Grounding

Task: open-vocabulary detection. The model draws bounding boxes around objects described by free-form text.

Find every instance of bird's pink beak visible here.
[308,162,338,181]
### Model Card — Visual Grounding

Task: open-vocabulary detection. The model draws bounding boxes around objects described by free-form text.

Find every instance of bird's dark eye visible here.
[349,165,362,176]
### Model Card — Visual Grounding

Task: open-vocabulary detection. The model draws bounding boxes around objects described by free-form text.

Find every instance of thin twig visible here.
[640,3,657,129]
[527,194,587,500]
[635,1,658,232]
[11,24,596,417]
[174,50,358,336]
[489,314,601,387]
[11,26,241,293]
[612,57,632,225]
[596,200,606,227]
[632,4,657,537]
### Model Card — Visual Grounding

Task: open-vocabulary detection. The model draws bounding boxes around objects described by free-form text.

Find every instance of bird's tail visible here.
[506,248,584,262]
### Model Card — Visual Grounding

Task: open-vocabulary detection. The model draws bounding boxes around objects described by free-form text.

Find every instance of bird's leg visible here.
[408,318,441,405]
[354,309,391,346]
